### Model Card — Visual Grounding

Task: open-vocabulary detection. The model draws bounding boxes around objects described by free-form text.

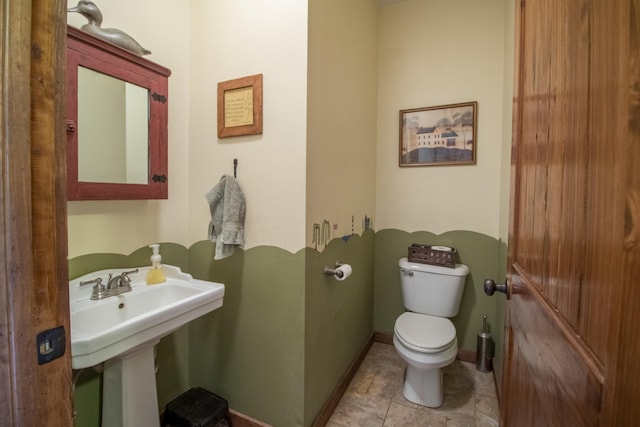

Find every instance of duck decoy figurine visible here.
[68,0,151,56]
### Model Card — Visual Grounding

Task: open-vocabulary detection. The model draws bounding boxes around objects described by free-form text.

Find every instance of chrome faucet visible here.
[80,269,139,300]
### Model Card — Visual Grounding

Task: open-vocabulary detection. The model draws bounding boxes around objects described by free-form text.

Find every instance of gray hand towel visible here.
[205,175,246,260]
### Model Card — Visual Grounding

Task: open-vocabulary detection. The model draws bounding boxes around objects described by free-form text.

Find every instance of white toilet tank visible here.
[398,257,469,317]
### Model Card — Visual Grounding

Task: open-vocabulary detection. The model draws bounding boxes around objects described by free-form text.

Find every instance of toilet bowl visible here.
[393,257,469,408]
[393,312,458,407]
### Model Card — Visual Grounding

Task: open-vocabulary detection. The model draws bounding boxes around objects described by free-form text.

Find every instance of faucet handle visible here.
[79,277,107,300]
[119,269,139,284]
[79,277,103,287]
[118,268,139,287]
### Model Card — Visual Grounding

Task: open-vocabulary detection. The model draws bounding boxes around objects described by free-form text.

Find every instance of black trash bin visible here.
[162,387,231,427]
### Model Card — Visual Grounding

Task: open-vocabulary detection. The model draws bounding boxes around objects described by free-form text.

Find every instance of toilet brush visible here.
[476,315,493,372]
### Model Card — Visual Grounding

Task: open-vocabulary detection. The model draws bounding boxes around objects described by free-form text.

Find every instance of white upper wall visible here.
[67,0,191,258]
[66,0,510,259]
[500,0,515,243]
[188,0,309,253]
[306,0,378,247]
[375,0,507,238]
[67,0,309,257]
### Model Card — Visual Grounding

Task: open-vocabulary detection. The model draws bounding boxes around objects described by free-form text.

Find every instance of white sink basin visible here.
[69,265,225,369]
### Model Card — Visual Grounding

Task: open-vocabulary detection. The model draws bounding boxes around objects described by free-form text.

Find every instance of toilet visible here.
[393,257,469,408]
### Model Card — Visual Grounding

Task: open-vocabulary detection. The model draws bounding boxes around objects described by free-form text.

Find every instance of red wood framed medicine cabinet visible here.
[66,25,171,200]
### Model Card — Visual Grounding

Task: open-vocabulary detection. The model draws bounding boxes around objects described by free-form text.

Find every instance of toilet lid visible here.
[394,312,457,353]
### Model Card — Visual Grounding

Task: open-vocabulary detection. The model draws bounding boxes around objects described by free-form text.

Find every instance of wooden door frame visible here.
[602,0,640,423]
[0,1,72,426]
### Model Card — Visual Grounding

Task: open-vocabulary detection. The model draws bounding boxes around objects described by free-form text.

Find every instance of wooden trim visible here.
[229,408,273,427]
[512,264,604,383]
[501,0,524,421]
[600,1,640,423]
[0,0,72,425]
[0,2,32,423]
[29,0,73,423]
[311,334,374,427]
[456,348,476,364]
[373,331,393,345]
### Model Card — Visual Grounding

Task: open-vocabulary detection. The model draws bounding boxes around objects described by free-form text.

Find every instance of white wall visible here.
[68,0,309,257]
[67,0,192,258]
[500,0,515,243]
[67,0,510,258]
[306,0,378,247]
[188,0,309,253]
[376,0,507,238]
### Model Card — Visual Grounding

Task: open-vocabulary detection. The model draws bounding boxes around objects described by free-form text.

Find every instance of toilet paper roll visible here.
[334,264,352,281]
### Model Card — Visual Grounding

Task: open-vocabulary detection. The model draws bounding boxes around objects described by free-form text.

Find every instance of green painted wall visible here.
[304,231,374,426]
[186,243,306,426]
[69,229,505,427]
[69,236,374,427]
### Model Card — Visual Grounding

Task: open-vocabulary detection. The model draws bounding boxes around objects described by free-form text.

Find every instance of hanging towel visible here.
[205,174,246,260]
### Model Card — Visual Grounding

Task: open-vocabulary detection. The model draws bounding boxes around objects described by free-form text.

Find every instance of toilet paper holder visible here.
[324,262,346,278]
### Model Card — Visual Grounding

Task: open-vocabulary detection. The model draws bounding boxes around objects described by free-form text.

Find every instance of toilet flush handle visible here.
[400,269,414,277]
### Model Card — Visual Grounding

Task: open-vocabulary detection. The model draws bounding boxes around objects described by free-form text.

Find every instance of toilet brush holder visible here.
[476,315,493,373]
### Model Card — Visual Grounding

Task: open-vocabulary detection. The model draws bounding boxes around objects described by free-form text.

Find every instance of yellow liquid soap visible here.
[147,243,166,284]
[146,267,166,285]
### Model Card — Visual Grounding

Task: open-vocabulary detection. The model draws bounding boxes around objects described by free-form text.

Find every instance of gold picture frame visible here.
[399,101,477,166]
[217,73,263,138]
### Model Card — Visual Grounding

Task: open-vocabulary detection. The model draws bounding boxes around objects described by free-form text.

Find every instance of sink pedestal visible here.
[102,340,160,427]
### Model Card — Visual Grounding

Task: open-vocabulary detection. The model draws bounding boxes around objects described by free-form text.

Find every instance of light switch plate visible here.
[37,326,65,365]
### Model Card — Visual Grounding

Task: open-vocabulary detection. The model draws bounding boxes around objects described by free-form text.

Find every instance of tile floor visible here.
[327,342,499,427]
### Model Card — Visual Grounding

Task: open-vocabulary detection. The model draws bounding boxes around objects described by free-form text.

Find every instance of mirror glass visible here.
[77,67,149,184]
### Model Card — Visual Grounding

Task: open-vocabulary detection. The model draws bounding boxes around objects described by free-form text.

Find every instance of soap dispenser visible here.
[146,243,166,285]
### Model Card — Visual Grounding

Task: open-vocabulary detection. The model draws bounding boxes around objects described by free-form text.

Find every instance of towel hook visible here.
[233,159,238,178]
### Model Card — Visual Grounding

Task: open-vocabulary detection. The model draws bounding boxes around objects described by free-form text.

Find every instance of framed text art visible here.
[217,73,263,138]
[399,101,477,166]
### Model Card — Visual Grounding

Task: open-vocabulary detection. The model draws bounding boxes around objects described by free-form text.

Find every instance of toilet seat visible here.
[394,312,456,353]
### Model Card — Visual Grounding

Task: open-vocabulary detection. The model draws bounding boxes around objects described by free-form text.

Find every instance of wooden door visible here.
[0,1,72,426]
[503,0,640,425]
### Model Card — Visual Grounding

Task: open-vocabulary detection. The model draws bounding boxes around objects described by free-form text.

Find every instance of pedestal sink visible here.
[69,265,225,427]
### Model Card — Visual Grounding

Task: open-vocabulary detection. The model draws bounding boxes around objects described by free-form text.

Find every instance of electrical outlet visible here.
[37,326,65,365]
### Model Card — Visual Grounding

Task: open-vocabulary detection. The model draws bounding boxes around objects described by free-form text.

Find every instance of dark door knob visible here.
[484,278,510,299]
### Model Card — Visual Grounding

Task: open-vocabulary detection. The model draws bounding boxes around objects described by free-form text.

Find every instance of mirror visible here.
[77,67,149,184]
[67,25,171,200]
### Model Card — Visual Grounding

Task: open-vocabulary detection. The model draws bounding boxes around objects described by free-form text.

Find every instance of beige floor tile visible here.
[330,343,499,427]
[475,394,499,421]
[475,413,499,427]
[328,391,390,426]
[382,401,447,427]
[445,415,476,426]
[473,371,497,398]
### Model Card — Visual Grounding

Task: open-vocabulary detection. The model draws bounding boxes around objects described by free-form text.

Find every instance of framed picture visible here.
[399,101,477,167]
[217,74,263,138]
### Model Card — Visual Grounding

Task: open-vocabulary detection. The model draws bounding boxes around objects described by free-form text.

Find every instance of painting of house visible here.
[400,101,477,166]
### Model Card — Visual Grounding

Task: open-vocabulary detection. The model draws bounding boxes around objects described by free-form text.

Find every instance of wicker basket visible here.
[408,244,457,268]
